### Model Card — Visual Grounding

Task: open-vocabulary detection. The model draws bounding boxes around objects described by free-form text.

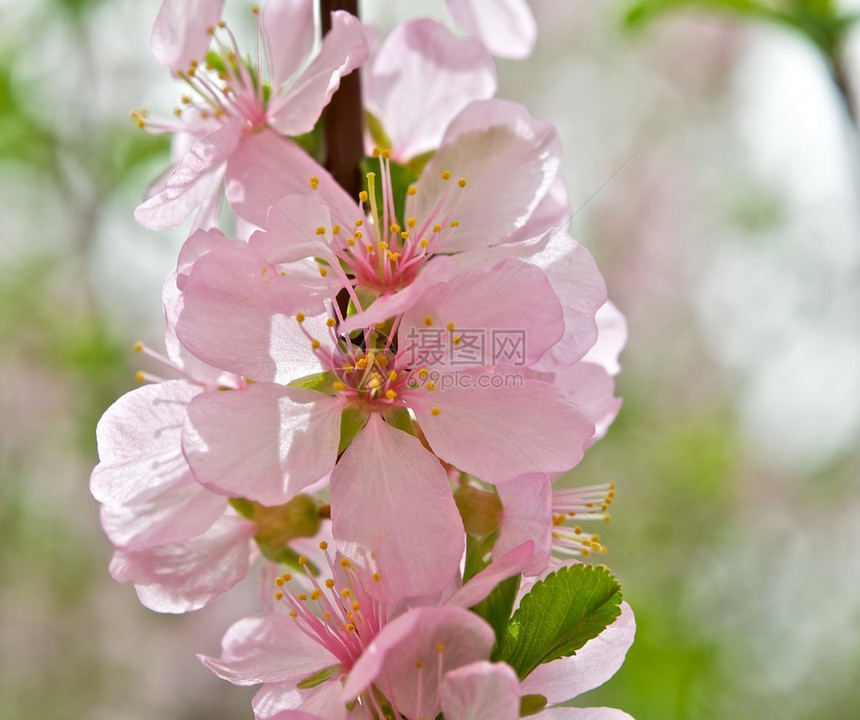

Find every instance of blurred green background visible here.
[1,0,859,718]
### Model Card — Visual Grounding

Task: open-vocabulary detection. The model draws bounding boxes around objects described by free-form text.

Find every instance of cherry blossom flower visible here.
[445,0,537,60]
[133,0,368,230]
[363,18,496,163]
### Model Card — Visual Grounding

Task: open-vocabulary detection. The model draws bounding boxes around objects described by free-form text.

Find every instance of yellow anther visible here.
[431,407,441,416]
[381,149,391,159]
[373,572,381,582]
[426,381,436,391]
[418,368,429,379]
[433,224,442,233]
[133,341,143,353]
[311,339,321,350]
[274,592,283,601]
[342,364,354,372]
[372,147,381,157]
[355,218,363,227]
[446,322,455,331]
[389,224,401,234]
[416,660,425,669]
[400,231,410,240]
[359,190,369,202]
[352,600,360,611]
[289,610,298,618]
[407,185,417,196]
[354,230,363,239]
[341,588,351,598]
[385,389,397,400]
[458,178,466,188]
[574,526,582,535]
[325,578,335,589]
[296,313,305,323]
[340,557,352,568]
[420,239,429,248]
[315,226,326,235]
[218,19,226,26]
[376,355,389,367]
[453,336,462,346]
[275,577,285,587]
[309,176,319,190]
[441,170,452,180]
[298,556,308,565]
[604,514,612,523]
[332,225,341,234]
[347,237,356,246]
[297,593,308,601]
[311,589,323,600]
[319,267,328,278]
[388,370,398,382]
[379,241,389,251]
[326,318,336,328]
[345,623,356,633]
[281,573,292,582]
[436,643,445,653]
[135,371,145,383]
[333,381,346,392]
[450,220,459,228]
[206,26,215,35]
[366,244,375,253]
[424,316,434,327]
[355,358,368,369]
[251,5,260,14]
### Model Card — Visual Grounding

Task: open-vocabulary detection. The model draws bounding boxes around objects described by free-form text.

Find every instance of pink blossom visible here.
[446,0,537,59]
[134,0,368,230]
[200,544,498,719]
[364,18,496,163]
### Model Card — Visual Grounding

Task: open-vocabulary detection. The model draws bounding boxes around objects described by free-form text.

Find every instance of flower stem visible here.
[320,0,364,197]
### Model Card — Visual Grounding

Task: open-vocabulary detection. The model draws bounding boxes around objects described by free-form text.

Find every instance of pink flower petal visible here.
[399,259,564,369]
[445,0,537,59]
[263,0,315,87]
[446,541,535,608]
[520,602,636,703]
[582,301,628,377]
[176,246,324,382]
[109,514,253,613]
[134,118,242,230]
[439,661,520,720]
[412,380,594,484]
[268,11,369,136]
[495,474,553,576]
[225,130,359,229]
[534,709,635,720]
[91,380,203,506]
[200,613,336,686]
[100,480,226,551]
[330,415,464,602]
[183,384,344,507]
[151,0,224,73]
[416,99,560,253]
[366,19,496,161]
[556,362,621,447]
[342,606,495,715]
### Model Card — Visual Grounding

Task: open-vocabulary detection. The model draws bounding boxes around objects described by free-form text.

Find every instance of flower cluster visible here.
[93,1,636,717]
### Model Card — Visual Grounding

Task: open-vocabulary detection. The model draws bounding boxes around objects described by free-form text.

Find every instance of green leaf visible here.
[471,573,521,650]
[494,564,622,679]
[462,533,488,584]
[364,110,392,151]
[382,405,414,436]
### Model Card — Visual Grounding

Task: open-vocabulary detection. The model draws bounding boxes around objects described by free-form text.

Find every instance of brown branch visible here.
[320,0,364,197]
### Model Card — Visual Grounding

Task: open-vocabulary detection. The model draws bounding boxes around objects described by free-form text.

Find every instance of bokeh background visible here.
[1,0,858,717]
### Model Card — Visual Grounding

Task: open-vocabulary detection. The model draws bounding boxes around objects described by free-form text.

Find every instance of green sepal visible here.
[407,149,434,177]
[364,110,392,151]
[205,50,227,75]
[296,663,344,689]
[493,564,622,679]
[293,121,325,162]
[228,497,256,519]
[382,406,414,436]
[288,370,338,395]
[346,287,381,320]
[339,405,369,453]
[358,156,419,227]
[259,544,320,576]
[454,482,502,539]
[520,694,549,717]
